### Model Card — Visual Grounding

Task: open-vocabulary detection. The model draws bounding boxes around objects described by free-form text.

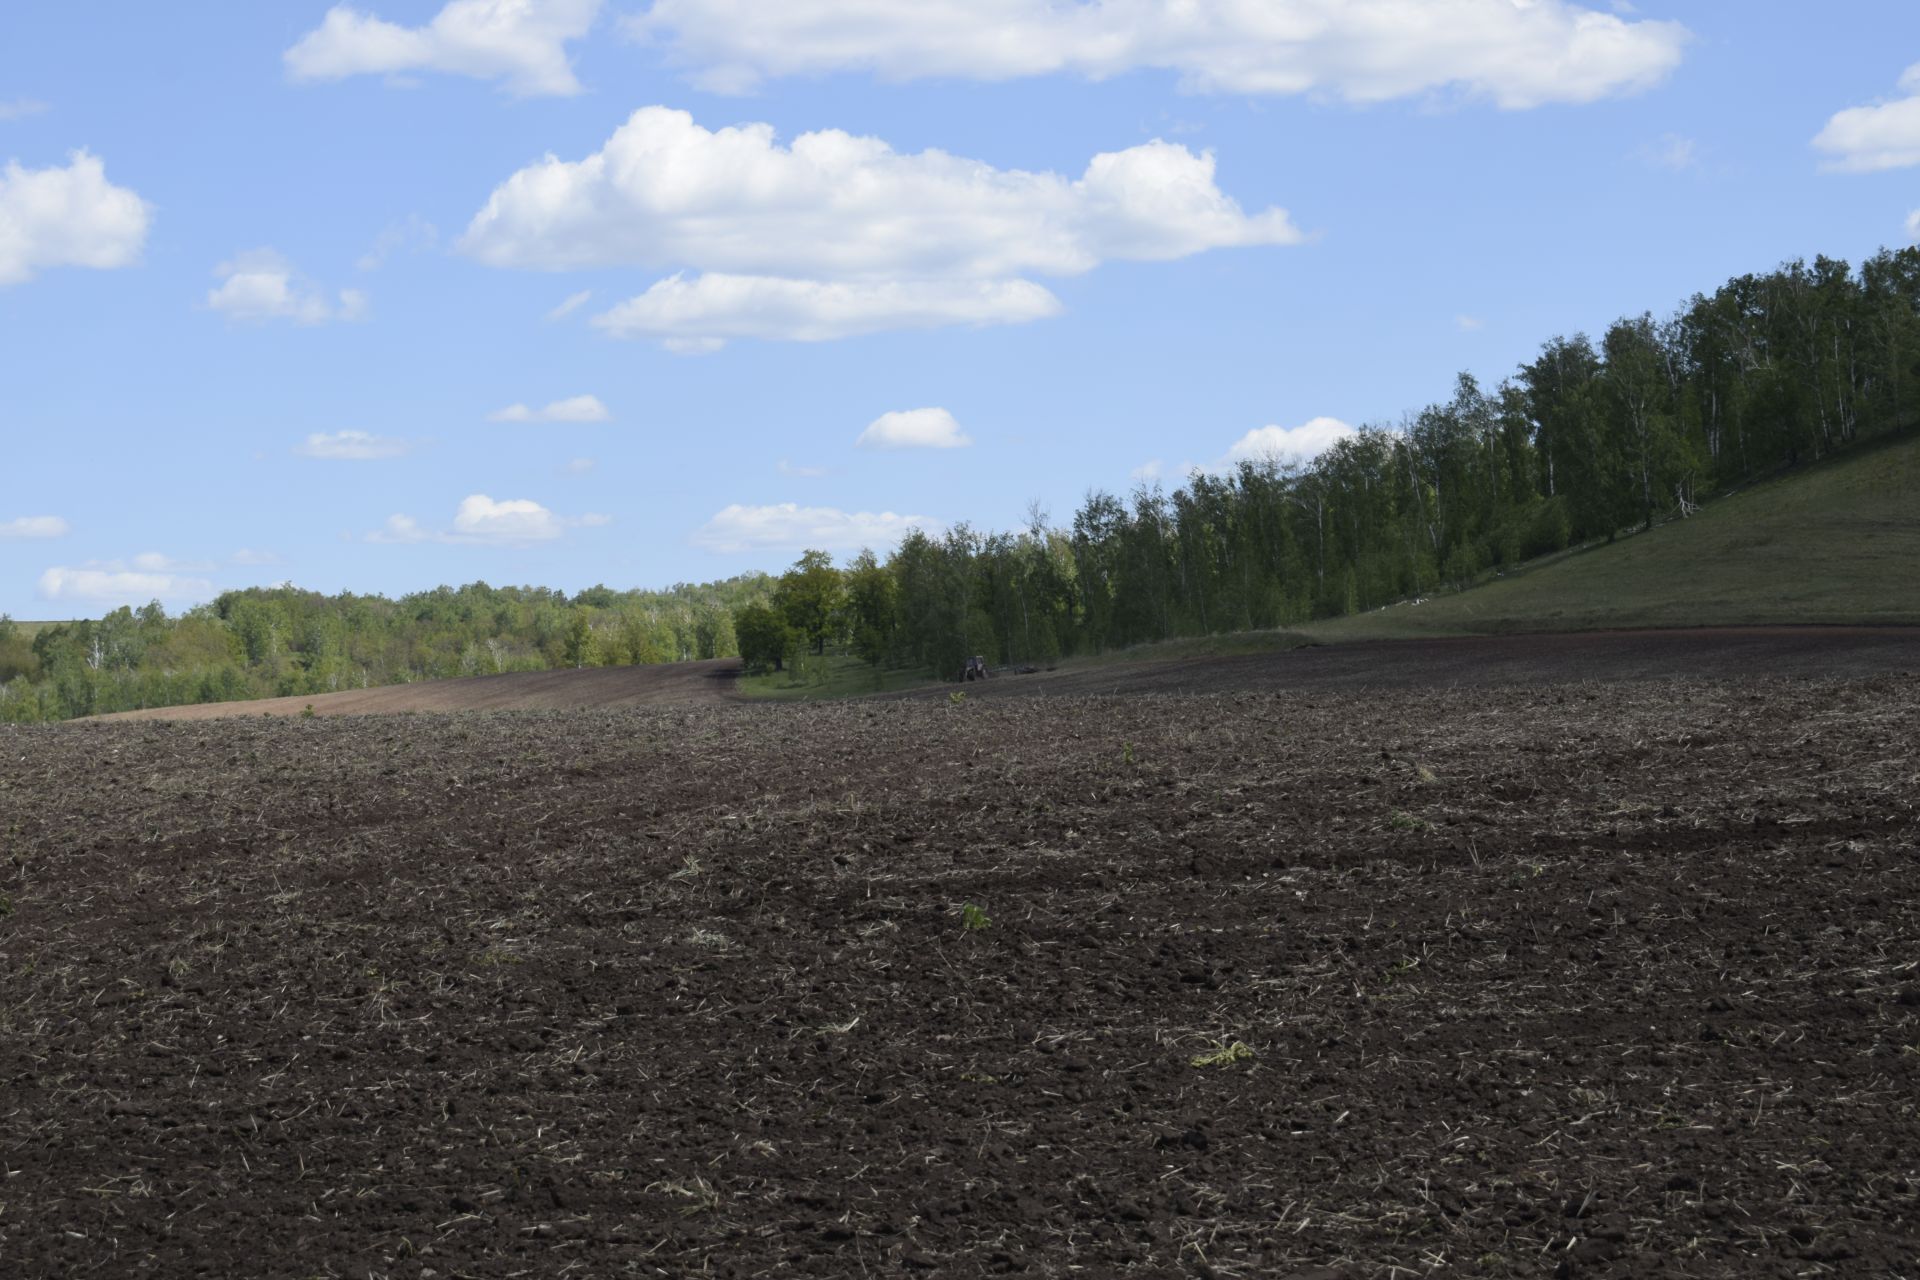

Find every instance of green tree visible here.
[733,602,793,674]
[773,550,846,655]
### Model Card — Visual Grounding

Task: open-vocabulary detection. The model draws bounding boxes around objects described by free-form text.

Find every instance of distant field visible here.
[91,658,742,721]
[7,621,68,640]
[1304,428,1920,642]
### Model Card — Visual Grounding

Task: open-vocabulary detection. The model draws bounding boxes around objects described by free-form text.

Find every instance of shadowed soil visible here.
[4,663,1917,1277]
[949,626,1920,700]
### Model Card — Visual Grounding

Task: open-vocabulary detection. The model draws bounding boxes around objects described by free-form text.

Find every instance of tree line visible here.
[0,577,768,722]
[735,247,1920,679]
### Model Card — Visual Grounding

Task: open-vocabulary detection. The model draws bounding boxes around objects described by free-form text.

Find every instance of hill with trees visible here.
[737,247,1920,681]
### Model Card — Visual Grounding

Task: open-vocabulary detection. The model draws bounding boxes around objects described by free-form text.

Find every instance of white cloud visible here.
[462,106,1296,346]
[1454,313,1485,332]
[296,429,411,460]
[630,0,1687,108]
[208,250,367,324]
[563,456,598,474]
[286,0,601,97]
[778,459,827,478]
[38,562,214,606]
[857,407,972,450]
[692,503,938,553]
[1,515,70,539]
[0,99,49,122]
[546,288,593,320]
[1639,132,1697,171]
[230,548,281,566]
[487,393,611,422]
[368,493,604,544]
[0,151,151,287]
[357,214,437,271]
[595,274,1061,347]
[130,552,216,573]
[1906,209,1920,242]
[1131,460,1164,483]
[1815,63,1920,172]
[1224,416,1357,466]
[464,108,1299,276]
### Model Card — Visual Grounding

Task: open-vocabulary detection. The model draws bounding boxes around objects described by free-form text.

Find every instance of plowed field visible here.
[5,649,1918,1277]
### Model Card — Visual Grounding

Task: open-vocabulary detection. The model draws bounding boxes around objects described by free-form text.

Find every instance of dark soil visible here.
[5,664,1919,1277]
[947,627,1920,700]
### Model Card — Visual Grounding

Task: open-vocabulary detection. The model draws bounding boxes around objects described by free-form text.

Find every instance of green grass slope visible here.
[1307,430,1920,641]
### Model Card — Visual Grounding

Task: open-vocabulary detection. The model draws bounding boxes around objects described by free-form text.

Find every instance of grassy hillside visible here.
[1304,429,1920,642]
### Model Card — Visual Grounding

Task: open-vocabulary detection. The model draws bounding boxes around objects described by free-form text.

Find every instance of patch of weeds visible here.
[948,690,967,706]
[0,893,12,917]
[1389,809,1429,832]
[669,854,704,881]
[1121,741,1136,766]
[475,948,523,967]
[688,927,733,950]
[1415,763,1438,784]
[959,1071,1000,1085]
[300,704,316,720]
[1190,1040,1254,1068]
[648,1176,722,1216]
[959,902,992,932]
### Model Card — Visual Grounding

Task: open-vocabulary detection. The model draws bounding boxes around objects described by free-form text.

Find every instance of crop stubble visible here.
[2,674,1917,1277]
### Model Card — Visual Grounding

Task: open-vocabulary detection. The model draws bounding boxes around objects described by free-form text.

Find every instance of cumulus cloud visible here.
[1815,63,1920,172]
[594,274,1061,346]
[1224,416,1357,465]
[369,493,606,545]
[38,561,214,606]
[487,393,611,422]
[208,250,367,324]
[857,407,972,450]
[691,503,939,553]
[461,106,1296,347]
[0,151,151,287]
[296,429,411,460]
[286,0,601,97]
[0,99,49,122]
[630,0,1687,107]
[1,515,71,539]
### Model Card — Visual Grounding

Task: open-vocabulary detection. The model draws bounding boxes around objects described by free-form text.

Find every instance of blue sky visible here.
[3,1,1918,618]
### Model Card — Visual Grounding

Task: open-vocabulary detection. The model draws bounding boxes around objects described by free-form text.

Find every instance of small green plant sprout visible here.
[1389,809,1428,832]
[301,704,317,719]
[1121,741,1136,766]
[1190,1040,1254,1068]
[1415,762,1438,784]
[948,690,967,706]
[959,902,992,932]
